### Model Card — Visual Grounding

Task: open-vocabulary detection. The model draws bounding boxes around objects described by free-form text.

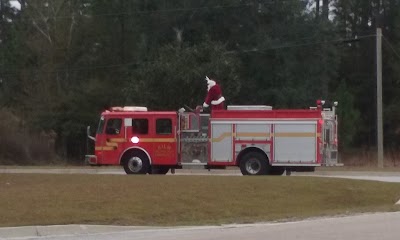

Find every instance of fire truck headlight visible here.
[131,136,140,144]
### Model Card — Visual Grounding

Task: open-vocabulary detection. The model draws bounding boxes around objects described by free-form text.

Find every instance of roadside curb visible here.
[309,171,400,177]
[0,225,154,239]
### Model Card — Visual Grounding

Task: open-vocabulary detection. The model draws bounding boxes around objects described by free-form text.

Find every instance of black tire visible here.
[239,152,270,175]
[123,152,150,174]
[150,166,170,175]
[269,167,285,176]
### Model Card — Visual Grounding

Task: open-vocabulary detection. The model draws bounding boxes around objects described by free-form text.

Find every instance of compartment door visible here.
[210,123,232,162]
[274,122,317,164]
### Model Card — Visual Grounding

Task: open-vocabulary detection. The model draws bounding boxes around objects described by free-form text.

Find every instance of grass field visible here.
[0,174,400,227]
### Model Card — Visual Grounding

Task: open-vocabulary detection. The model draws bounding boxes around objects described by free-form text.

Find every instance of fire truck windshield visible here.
[96,117,105,134]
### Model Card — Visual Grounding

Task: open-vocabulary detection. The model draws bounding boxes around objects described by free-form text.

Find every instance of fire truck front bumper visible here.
[85,155,97,165]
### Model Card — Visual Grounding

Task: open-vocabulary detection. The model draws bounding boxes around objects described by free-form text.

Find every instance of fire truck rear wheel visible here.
[239,152,269,175]
[123,153,150,174]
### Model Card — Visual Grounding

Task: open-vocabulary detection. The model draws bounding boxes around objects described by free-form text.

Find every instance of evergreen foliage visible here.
[0,0,399,163]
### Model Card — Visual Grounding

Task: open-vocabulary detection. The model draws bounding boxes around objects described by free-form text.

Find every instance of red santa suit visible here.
[203,76,225,111]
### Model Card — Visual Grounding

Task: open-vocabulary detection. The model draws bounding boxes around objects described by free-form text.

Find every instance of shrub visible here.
[0,108,59,165]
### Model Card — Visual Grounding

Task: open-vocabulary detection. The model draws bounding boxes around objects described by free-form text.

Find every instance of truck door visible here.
[100,117,124,165]
[153,117,177,165]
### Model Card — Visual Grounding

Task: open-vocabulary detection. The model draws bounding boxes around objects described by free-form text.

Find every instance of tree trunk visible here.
[322,0,329,20]
[316,0,320,19]
[18,0,26,11]
[0,0,4,20]
[119,0,125,63]
[375,0,382,28]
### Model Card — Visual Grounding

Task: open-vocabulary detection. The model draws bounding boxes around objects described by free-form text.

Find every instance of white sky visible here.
[9,0,21,10]
[307,0,336,21]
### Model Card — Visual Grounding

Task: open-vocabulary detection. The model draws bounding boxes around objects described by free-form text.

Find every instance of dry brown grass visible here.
[0,108,60,165]
[338,149,400,170]
[0,174,400,227]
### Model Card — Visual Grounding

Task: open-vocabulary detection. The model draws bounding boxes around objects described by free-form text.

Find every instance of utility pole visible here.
[376,28,384,168]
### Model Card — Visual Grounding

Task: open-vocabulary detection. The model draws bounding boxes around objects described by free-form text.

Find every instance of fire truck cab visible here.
[86,101,340,175]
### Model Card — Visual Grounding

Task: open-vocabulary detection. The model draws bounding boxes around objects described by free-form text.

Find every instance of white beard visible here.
[207,80,216,91]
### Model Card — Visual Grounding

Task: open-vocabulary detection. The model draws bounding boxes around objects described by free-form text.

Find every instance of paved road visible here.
[1,212,399,240]
[2,167,400,182]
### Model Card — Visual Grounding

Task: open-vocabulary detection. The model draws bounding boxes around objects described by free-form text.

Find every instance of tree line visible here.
[0,0,399,164]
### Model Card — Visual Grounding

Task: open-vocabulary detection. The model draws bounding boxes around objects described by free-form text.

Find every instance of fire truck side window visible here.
[156,119,172,135]
[132,119,148,134]
[105,118,122,135]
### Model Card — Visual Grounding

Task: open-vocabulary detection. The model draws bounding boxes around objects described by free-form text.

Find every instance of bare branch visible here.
[30,1,49,23]
[173,27,184,44]
[52,0,68,16]
[31,20,52,44]
[68,13,76,48]
[28,2,53,44]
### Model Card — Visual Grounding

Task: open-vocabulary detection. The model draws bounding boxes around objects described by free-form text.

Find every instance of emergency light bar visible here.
[227,105,273,111]
[110,106,148,112]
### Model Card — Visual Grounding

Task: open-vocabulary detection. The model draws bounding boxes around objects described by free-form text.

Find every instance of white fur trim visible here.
[203,102,209,107]
[211,96,225,105]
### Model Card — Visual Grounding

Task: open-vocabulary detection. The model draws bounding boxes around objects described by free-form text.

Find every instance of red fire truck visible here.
[86,101,339,175]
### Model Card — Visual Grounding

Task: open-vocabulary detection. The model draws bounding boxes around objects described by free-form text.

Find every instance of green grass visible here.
[0,174,399,227]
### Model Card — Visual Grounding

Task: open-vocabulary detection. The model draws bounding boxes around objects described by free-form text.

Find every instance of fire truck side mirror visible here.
[87,126,96,141]
[333,101,338,106]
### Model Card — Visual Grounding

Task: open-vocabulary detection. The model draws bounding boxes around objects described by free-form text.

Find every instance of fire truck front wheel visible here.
[239,152,270,175]
[123,153,150,174]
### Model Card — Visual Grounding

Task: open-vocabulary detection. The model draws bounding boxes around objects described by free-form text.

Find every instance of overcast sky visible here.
[9,0,21,10]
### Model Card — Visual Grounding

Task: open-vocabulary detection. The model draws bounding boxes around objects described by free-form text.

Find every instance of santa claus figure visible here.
[202,76,225,111]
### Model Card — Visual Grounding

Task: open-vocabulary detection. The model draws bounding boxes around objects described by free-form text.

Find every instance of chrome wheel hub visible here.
[245,158,261,174]
[128,157,143,173]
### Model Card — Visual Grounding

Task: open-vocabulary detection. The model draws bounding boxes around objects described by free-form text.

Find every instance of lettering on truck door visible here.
[152,117,177,165]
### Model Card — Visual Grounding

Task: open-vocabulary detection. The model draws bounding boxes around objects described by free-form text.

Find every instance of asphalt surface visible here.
[1,167,400,239]
[2,167,400,182]
[1,212,400,240]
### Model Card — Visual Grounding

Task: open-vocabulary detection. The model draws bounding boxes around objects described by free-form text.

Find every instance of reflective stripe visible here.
[212,132,318,142]
[139,138,176,143]
[95,146,114,151]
